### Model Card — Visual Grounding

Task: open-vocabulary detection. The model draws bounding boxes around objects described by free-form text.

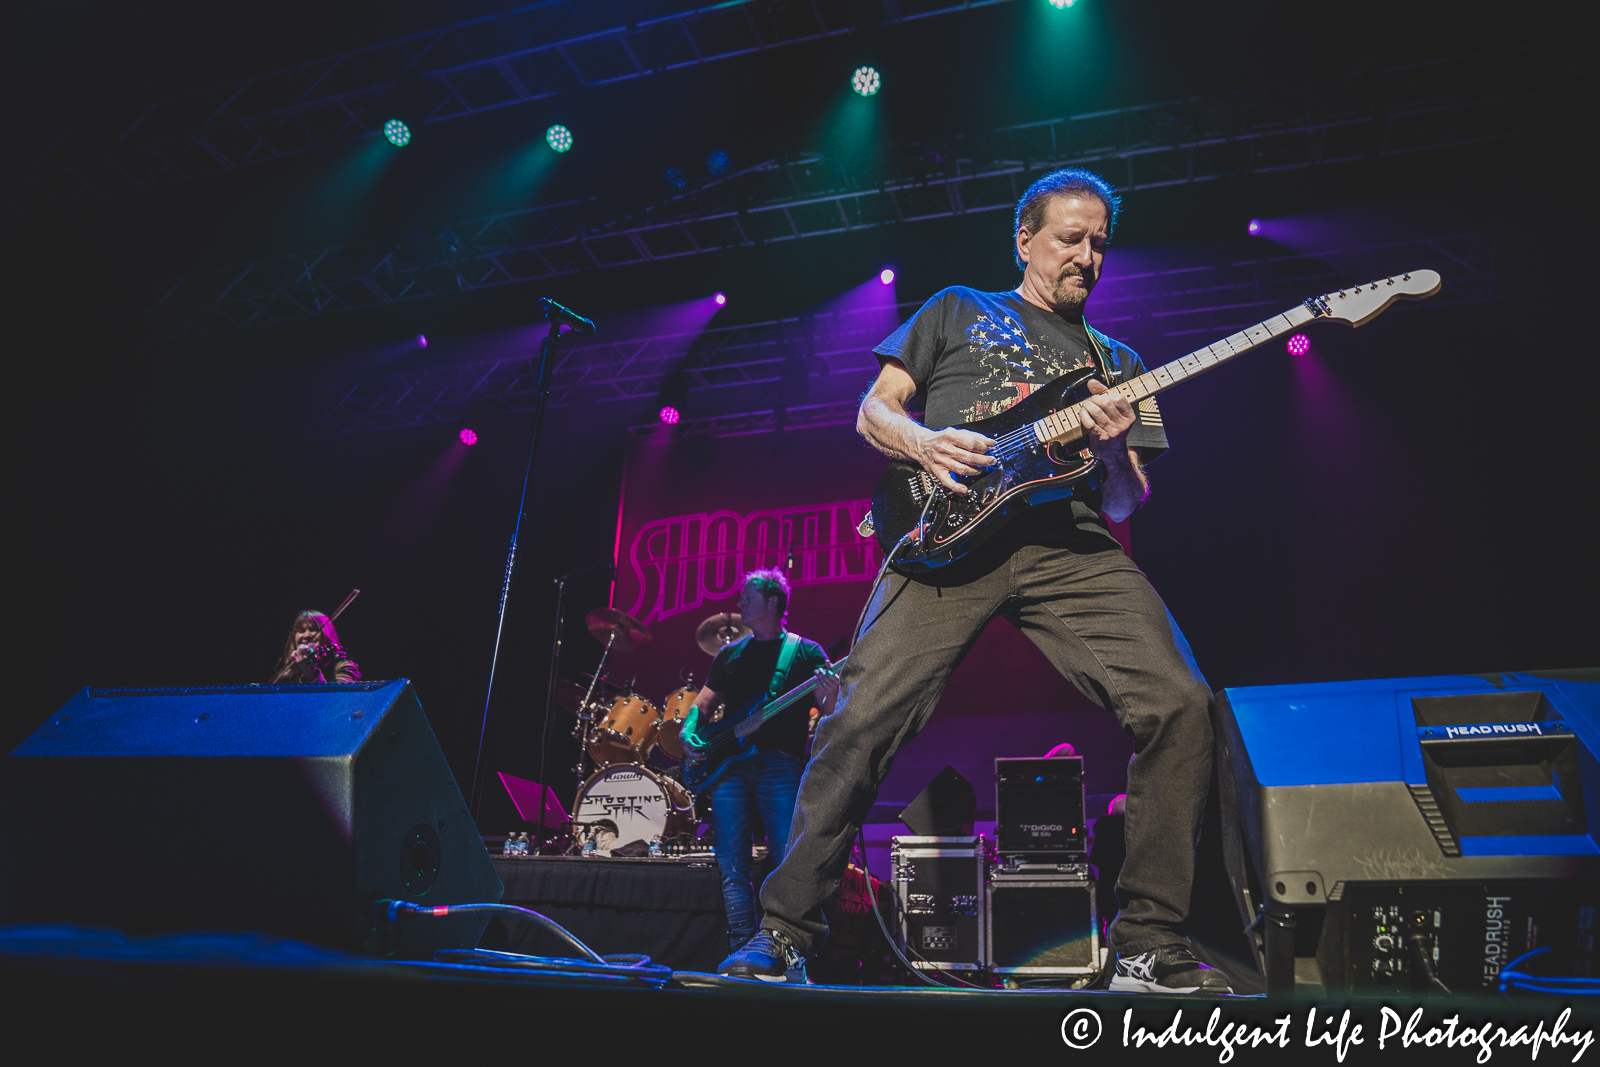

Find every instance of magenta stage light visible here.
[879,269,895,285]
[416,334,428,348]
[1286,334,1311,356]
[659,406,681,425]
[713,292,727,306]
[1247,219,1262,236]
[459,428,478,446]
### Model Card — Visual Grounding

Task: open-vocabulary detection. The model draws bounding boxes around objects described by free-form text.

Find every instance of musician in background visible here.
[680,568,840,952]
[273,610,361,684]
[722,168,1228,993]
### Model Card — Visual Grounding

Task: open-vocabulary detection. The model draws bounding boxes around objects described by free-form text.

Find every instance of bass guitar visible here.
[681,657,846,793]
[865,270,1442,569]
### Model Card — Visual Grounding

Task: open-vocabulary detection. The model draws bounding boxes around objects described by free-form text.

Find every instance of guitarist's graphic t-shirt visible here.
[873,286,1170,549]
[707,634,830,760]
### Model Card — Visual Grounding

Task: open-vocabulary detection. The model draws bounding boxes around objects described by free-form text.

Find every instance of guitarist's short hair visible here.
[743,567,790,615]
[1014,167,1121,268]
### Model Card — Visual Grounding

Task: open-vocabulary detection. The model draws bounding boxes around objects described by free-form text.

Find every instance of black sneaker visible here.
[1109,942,1232,994]
[717,928,810,984]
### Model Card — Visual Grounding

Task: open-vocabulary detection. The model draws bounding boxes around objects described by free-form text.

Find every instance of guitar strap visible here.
[1083,322,1118,385]
[768,632,802,699]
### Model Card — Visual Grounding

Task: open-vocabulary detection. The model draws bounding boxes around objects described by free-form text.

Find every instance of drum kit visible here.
[556,606,753,853]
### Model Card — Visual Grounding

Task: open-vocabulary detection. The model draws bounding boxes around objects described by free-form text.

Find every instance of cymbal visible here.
[695,611,751,656]
[586,607,652,653]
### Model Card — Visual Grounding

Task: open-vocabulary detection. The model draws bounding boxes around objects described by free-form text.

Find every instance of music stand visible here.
[497,771,569,838]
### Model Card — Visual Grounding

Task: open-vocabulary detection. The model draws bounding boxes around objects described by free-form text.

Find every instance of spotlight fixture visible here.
[658,372,690,426]
[1048,0,1077,8]
[416,334,428,348]
[713,292,727,306]
[546,125,573,153]
[383,119,411,147]
[1286,334,1311,356]
[1247,219,1263,236]
[459,428,478,446]
[851,66,881,97]
[879,269,895,285]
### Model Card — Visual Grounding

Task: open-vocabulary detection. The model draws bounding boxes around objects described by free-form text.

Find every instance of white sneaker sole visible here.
[1109,976,1206,993]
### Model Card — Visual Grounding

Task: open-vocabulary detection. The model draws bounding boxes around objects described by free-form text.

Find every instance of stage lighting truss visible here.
[6,0,1004,216]
[545,125,573,152]
[295,230,1496,437]
[143,39,1573,339]
[852,67,881,96]
[383,120,411,146]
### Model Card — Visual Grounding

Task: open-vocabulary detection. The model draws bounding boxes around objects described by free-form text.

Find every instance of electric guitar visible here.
[864,270,1442,569]
[680,657,846,793]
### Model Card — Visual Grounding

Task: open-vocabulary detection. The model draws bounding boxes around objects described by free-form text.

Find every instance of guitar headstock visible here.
[1310,269,1441,327]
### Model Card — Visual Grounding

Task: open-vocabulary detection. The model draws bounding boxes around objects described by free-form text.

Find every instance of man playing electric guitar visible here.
[720,168,1231,992]
[681,567,840,952]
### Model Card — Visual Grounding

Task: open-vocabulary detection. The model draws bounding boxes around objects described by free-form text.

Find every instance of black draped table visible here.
[478,855,768,973]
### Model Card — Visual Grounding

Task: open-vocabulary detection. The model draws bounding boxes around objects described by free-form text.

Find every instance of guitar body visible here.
[679,691,768,793]
[871,366,1106,569]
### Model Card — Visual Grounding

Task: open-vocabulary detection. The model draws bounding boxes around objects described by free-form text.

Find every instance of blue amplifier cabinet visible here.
[1217,669,1600,992]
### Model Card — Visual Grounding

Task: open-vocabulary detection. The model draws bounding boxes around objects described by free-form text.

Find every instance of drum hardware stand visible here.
[541,558,614,841]
[467,304,593,821]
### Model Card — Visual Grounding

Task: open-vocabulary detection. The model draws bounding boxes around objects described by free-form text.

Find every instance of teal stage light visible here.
[383,119,411,147]
[851,67,881,97]
[1048,0,1077,8]
[546,125,573,153]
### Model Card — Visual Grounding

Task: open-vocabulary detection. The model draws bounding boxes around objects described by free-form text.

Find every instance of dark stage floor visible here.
[4,924,1595,1063]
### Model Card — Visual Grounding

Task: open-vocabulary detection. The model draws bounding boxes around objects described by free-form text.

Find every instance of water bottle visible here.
[501,834,516,857]
[582,835,597,858]
[648,837,663,860]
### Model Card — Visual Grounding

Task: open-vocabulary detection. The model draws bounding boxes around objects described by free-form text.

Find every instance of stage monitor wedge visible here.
[1,680,502,958]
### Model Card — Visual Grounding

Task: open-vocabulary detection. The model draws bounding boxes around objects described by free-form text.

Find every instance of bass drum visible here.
[655,686,699,760]
[571,764,696,852]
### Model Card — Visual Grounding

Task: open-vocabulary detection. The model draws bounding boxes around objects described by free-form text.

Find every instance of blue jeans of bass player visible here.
[760,532,1216,958]
[710,748,804,948]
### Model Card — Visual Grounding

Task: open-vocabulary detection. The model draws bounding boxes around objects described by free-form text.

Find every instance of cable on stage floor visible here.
[377,900,606,964]
[1499,947,1600,998]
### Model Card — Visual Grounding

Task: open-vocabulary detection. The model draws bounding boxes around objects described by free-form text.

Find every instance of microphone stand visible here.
[468,307,590,821]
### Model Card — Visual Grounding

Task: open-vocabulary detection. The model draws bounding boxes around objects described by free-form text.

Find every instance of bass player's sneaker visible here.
[1109,942,1232,994]
[717,928,811,984]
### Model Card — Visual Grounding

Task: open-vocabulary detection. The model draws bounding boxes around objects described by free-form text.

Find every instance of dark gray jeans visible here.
[758,532,1214,957]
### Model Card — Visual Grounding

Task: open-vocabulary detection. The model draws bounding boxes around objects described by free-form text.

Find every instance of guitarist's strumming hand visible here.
[858,358,996,495]
[1080,378,1148,523]
[681,731,706,762]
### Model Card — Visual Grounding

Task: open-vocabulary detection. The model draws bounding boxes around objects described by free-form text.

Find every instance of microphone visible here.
[538,298,596,334]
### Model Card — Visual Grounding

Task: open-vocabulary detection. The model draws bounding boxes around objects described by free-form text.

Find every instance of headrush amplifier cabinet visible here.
[1217,669,1600,993]
[2,680,502,959]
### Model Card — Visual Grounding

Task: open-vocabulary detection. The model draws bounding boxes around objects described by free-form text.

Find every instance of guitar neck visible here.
[1034,302,1320,447]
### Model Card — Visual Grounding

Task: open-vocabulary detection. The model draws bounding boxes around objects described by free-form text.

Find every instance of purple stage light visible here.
[659,406,681,425]
[1247,219,1262,236]
[459,428,478,446]
[713,292,727,306]
[416,334,428,348]
[879,269,895,285]
[1286,333,1311,356]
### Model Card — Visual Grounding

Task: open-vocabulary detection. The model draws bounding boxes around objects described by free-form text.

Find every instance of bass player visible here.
[719,168,1230,993]
[681,567,841,951]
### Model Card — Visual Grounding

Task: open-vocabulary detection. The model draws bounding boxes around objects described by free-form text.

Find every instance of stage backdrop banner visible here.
[607,424,1137,815]
[611,425,883,699]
